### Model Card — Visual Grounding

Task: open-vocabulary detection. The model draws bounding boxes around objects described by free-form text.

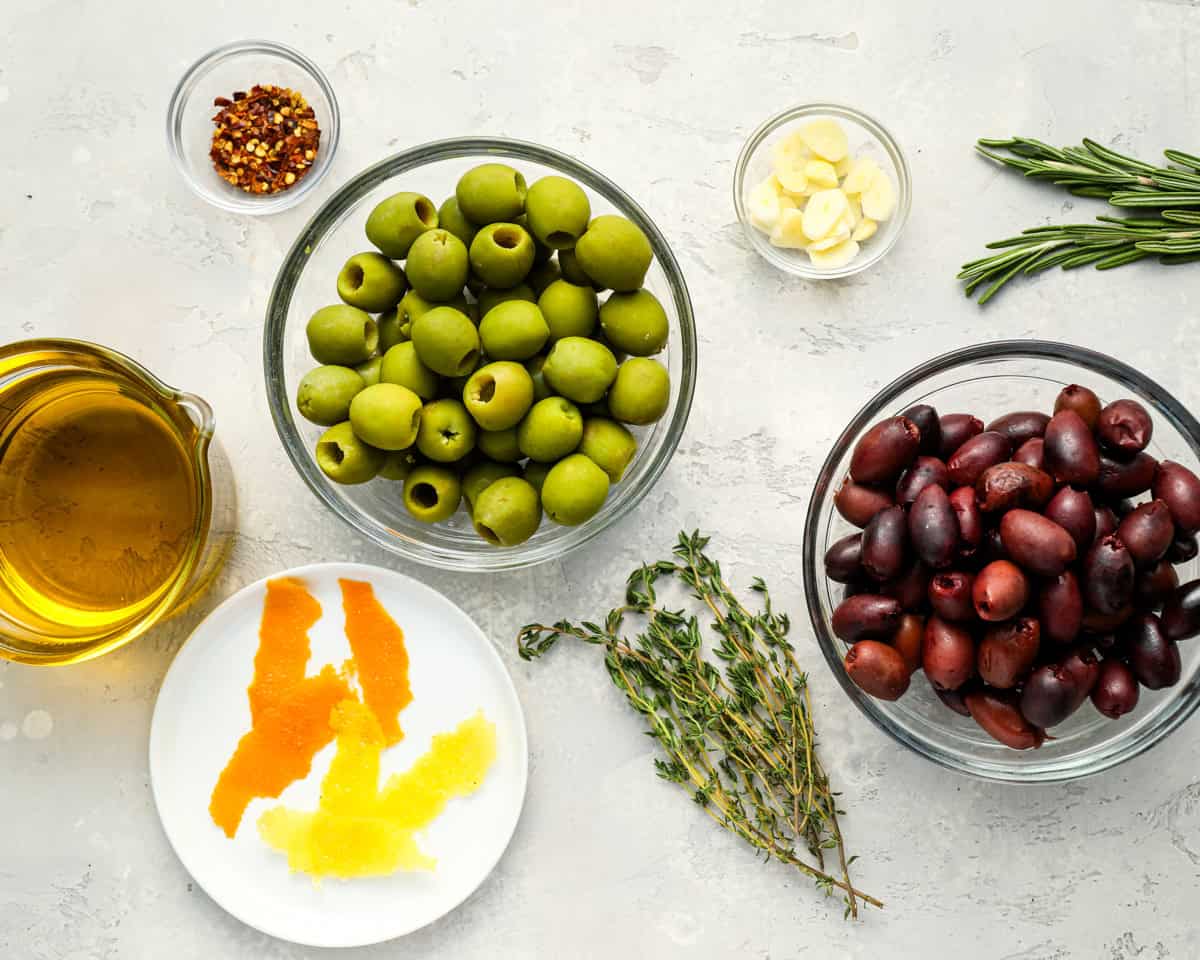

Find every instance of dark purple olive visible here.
[965,690,1046,749]
[1112,498,1137,518]
[1134,560,1179,610]
[977,526,1009,566]
[973,560,1029,622]
[975,462,1054,513]
[938,413,984,460]
[1043,486,1096,554]
[999,509,1077,577]
[1168,532,1198,563]
[831,594,903,643]
[1093,505,1119,542]
[947,431,1012,487]
[1082,536,1135,615]
[1039,571,1083,645]
[823,533,864,584]
[1054,384,1102,429]
[880,561,931,613]
[929,572,975,622]
[1020,662,1080,728]
[1082,604,1134,634]
[1042,409,1101,487]
[923,616,976,690]
[908,485,958,569]
[862,506,909,581]
[844,640,912,700]
[1060,646,1101,711]
[1153,460,1200,534]
[1012,438,1045,469]
[1091,659,1140,718]
[1096,451,1157,499]
[1121,613,1182,689]
[987,410,1051,447]
[850,417,921,485]
[834,477,894,529]
[1097,398,1153,455]
[896,456,950,506]
[948,486,983,557]
[1162,579,1200,641]
[1116,500,1175,568]
[892,613,925,672]
[935,685,972,717]
[902,404,942,457]
[977,617,1041,689]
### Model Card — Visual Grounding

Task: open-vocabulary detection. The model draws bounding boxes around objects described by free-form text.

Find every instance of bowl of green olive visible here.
[265,137,697,571]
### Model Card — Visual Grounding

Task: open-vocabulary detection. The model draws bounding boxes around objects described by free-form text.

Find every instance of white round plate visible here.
[149,562,528,948]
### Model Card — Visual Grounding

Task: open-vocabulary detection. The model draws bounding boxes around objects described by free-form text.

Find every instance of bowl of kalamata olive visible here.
[803,340,1200,782]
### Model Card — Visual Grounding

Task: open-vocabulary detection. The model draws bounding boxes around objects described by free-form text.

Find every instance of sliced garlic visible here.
[801,188,849,241]
[798,118,849,163]
[834,155,853,178]
[852,218,878,242]
[776,162,809,195]
[841,156,880,196]
[808,238,860,268]
[771,132,811,172]
[769,207,809,249]
[804,159,839,190]
[808,227,852,251]
[861,173,896,221]
[778,194,798,211]
[747,177,784,232]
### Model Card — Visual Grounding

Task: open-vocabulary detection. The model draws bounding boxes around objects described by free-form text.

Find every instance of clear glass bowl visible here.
[733,103,911,279]
[166,39,340,215]
[803,341,1200,782]
[265,137,697,571]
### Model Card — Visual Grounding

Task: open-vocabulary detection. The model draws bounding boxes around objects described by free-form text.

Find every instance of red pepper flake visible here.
[209,84,320,196]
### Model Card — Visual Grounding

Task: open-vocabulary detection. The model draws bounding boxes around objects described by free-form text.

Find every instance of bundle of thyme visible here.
[518,531,880,918]
[959,136,1200,304]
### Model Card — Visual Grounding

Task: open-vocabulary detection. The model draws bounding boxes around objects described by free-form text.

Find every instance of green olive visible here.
[541,336,618,404]
[538,280,599,341]
[377,306,408,352]
[524,176,592,250]
[574,215,652,292]
[526,259,562,295]
[297,365,366,426]
[479,300,549,361]
[599,289,668,356]
[463,361,535,431]
[477,426,523,462]
[525,354,552,402]
[365,191,438,259]
[316,422,385,485]
[523,460,551,493]
[306,304,379,366]
[438,195,478,248]
[477,283,536,317]
[541,453,610,525]
[355,357,383,387]
[405,229,470,302]
[608,357,670,425]
[579,418,638,482]
[469,223,536,289]
[473,477,541,546]
[456,163,527,224]
[348,382,423,451]
[416,398,477,463]
[462,460,522,513]
[380,342,439,400]
[403,465,462,523]
[380,448,420,481]
[336,252,407,313]
[517,396,583,462]
[410,306,482,377]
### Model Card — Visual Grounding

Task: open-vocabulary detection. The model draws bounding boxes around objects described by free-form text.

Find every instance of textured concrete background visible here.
[3,0,1200,956]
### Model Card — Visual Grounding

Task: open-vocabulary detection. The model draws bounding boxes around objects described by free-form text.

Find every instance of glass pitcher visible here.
[0,340,235,665]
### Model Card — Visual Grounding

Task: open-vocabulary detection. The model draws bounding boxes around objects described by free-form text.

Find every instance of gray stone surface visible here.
[3,0,1200,956]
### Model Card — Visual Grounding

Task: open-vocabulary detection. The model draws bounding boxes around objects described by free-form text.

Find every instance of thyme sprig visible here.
[518,531,880,918]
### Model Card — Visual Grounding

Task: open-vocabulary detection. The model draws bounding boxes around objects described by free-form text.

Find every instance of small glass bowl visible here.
[733,103,911,279]
[803,341,1200,783]
[166,40,340,216]
[265,137,697,572]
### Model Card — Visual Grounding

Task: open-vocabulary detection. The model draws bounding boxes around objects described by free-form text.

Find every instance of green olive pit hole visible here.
[318,441,345,465]
[476,522,500,545]
[473,375,496,403]
[343,264,364,289]
[411,483,439,508]
[415,197,437,226]
[493,227,521,249]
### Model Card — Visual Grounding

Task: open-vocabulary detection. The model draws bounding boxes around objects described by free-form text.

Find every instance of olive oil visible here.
[0,370,200,642]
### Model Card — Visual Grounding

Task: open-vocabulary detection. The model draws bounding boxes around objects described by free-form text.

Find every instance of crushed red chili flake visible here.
[209,84,320,195]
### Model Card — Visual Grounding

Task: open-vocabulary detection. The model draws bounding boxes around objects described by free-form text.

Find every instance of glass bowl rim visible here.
[801,338,1200,783]
[165,38,341,216]
[264,136,697,572]
[732,101,912,280]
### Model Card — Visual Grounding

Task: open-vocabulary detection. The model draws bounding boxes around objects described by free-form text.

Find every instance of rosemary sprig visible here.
[961,136,1200,303]
[518,531,880,918]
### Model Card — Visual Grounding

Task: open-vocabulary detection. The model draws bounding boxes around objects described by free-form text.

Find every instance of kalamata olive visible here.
[850,417,921,485]
[935,685,972,717]
[987,410,1051,447]
[929,572,975,622]
[923,616,976,690]
[1135,559,1179,609]
[1093,505,1119,542]
[1168,532,1198,563]
[1054,384,1102,429]
[896,456,950,506]
[1043,486,1096,554]
[1153,460,1200,534]
[1082,536,1135,615]
[965,690,1046,750]
[1091,659,1140,718]
[1112,498,1137,518]
[824,533,864,584]
[1116,500,1175,568]
[1042,409,1101,487]
[1097,398,1153,455]
[1039,571,1083,645]
[973,560,1029,621]
[834,477,894,529]
[938,413,984,460]
[1059,646,1101,710]
[880,561,931,612]
[1096,451,1157,498]
[1082,604,1134,634]
[892,613,924,672]
[976,526,1009,566]
[902,404,942,456]
[1012,438,1045,469]
[978,617,1041,689]
[1121,613,1182,689]
[976,462,1055,512]
[999,509,1077,577]
[947,431,1013,486]
[948,486,983,557]
[1020,662,1080,728]
[862,506,909,581]
[844,640,912,700]
[909,484,958,568]
[1161,578,1200,641]
[831,594,903,643]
